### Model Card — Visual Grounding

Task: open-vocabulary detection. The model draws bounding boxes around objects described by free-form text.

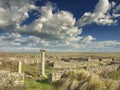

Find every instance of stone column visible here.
[88,57,91,61]
[40,49,46,77]
[18,61,22,73]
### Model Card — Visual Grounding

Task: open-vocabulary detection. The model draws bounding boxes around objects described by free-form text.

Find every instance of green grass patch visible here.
[25,77,53,90]
[23,63,53,90]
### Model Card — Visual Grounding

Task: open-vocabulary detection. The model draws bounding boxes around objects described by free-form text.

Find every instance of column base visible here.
[39,74,47,78]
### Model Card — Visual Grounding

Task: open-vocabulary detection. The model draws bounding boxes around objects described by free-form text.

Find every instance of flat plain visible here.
[0,52,120,90]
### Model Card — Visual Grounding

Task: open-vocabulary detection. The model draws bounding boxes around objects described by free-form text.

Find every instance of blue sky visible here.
[0,0,120,52]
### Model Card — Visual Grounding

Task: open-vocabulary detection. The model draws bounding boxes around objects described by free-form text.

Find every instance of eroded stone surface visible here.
[0,70,24,86]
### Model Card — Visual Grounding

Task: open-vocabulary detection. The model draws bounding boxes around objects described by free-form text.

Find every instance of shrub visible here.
[100,67,120,80]
[104,80,118,90]
[53,69,119,90]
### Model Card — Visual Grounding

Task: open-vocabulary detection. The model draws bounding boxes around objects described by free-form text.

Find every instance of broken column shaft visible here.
[18,61,22,73]
[40,49,46,77]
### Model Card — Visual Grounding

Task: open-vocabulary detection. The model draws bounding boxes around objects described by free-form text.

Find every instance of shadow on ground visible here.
[36,78,49,84]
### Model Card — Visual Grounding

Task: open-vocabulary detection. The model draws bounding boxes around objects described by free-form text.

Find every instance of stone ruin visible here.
[0,60,24,88]
[0,51,120,84]
[40,49,46,77]
[0,49,47,87]
[48,56,120,82]
[0,70,24,87]
[49,70,65,82]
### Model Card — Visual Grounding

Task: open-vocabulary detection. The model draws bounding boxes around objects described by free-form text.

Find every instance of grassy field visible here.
[23,64,53,90]
[25,78,52,90]
[0,52,120,90]
[18,52,120,90]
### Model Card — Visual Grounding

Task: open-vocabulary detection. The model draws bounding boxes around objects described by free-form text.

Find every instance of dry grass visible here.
[104,79,119,90]
[100,66,120,80]
[0,59,18,72]
[0,86,26,90]
[53,69,120,90]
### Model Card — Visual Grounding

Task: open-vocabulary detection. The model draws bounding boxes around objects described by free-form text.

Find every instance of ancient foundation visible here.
[0,70,24,87]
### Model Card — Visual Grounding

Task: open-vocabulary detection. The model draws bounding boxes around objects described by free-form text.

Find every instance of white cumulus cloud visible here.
[0,0,36,28]
[0,0,119,52]
[76,0,119,27]
[17,2,82,44]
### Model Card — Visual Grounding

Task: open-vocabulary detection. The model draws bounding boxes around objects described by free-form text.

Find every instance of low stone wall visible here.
[87,64,120,74]
[0,70,24,87]
[23,58,39,65]
[50,64,120,82]
[49,71,65,82]
[52,61,100,69]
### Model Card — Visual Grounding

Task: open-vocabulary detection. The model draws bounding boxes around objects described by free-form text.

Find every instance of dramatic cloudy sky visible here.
[0,0,120,52]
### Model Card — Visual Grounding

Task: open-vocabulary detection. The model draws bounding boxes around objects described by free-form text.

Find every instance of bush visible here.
[104,80,119,90]
[100,67,120,80]
[53,69,119,90]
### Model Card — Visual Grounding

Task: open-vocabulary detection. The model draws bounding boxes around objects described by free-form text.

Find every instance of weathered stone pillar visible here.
[88,57,91,61]
[40,49,46,77]
[18,61,22,73]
